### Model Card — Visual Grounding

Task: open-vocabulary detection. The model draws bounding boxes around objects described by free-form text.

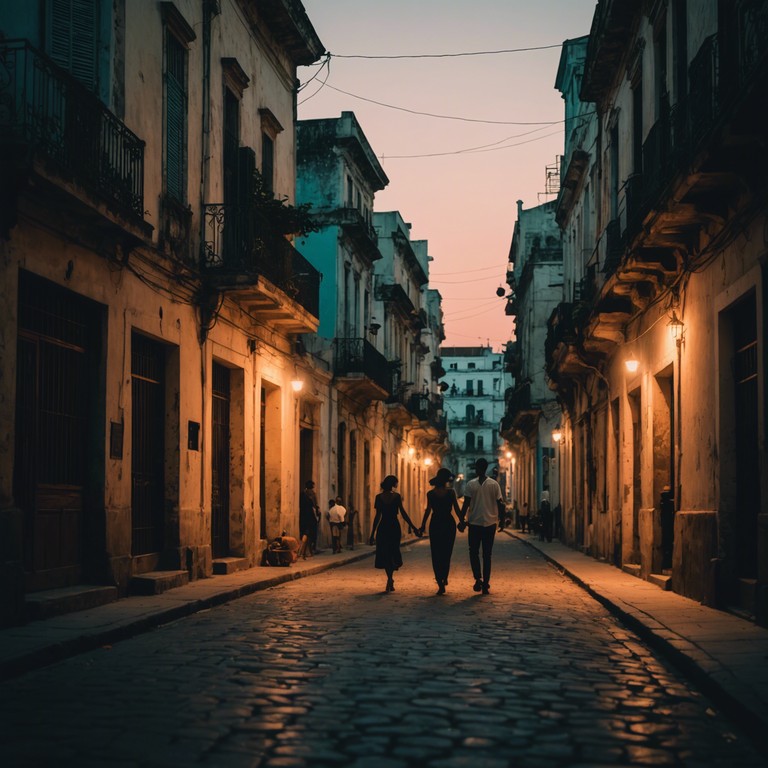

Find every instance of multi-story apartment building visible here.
[499,201,564,515]
[0,0,324,625]
[374,212,449,514]
[442,346,509,493]
[545,1,768,623]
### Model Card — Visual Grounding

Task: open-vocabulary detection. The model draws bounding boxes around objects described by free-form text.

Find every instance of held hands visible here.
[415,527,424,538]
[457,520,467,533]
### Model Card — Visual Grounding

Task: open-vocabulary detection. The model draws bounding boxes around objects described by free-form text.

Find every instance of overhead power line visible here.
[327,44,563,60]
[323,83,560,126]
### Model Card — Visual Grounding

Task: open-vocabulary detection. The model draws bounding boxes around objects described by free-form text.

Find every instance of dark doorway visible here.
[14,272,102,591]
[131,333,166,556]
[211,363,231,558]
[732,295,759,579]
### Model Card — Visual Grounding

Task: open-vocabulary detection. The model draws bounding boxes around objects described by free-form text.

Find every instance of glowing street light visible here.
[625,355,639,374]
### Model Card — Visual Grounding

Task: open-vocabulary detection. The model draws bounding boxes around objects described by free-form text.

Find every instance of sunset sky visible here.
[297,0,597,350]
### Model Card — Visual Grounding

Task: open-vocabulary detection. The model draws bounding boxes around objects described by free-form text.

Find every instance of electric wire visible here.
[328,43,564,60]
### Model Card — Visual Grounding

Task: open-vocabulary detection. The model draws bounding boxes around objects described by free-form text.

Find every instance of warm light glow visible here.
[290,378,304,393]
[511,457,516,467]
[668,311,684,340]
[552,428,562,443]
[408,446,415,456]
[424,457,433,467]
[505,450,513,459]
[625,356,640,374]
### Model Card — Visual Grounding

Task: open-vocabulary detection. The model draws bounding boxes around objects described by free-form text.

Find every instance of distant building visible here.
[442,346,509,493]
[500,201,564,514]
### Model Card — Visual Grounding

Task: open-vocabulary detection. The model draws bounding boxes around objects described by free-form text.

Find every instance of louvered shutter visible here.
[165,32,186,202]
[48,0,98,91]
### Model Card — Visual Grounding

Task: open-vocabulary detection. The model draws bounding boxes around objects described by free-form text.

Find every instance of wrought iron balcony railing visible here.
[0,39,145,218]
[202,203,320,318]
[333,337,392,394]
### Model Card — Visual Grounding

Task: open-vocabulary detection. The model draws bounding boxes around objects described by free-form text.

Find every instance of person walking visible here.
[520,502,530,533]
[297,480,319,559]
[328,497,347,553]
[369,475,418,593]
[457,458,504,595]
[417,467,461,595]
[539,490,553,542]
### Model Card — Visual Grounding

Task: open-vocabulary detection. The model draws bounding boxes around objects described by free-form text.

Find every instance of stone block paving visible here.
[0,537,765,767]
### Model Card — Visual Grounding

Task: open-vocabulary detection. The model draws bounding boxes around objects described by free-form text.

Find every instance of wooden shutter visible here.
[165,31,186,201]
[48,0,98,91]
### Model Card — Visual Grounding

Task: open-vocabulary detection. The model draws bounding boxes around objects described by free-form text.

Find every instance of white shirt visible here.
[464,476,502,527]
[329,504,346,524]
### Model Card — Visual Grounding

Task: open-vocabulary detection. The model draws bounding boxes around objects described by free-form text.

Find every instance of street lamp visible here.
[625,354,639,374]
[552,427,562,443]
[668,311,685,340]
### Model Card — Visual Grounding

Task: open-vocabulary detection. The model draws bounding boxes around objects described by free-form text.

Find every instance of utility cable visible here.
[328,44,563,60]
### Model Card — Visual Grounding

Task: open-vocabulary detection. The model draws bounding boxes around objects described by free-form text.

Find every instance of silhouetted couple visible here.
[369,459,503,595]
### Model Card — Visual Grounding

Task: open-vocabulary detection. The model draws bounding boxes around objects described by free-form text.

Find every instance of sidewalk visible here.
[509,530,768,753]
[0,545,378,682]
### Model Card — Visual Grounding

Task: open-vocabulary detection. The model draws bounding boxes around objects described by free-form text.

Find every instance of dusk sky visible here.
[298,0,597,350]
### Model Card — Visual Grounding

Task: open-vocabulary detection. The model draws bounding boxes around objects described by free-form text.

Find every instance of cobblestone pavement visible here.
[1,537,765,768]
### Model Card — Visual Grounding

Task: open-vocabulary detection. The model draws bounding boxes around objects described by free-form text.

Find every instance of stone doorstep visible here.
[129,570,189,596]
[212,556,249,575]
[622,563,642,578]
[648,572,672,590]
[25,585,119,621]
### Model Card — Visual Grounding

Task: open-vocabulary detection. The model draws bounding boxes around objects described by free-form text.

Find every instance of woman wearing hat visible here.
[417,467,462,594]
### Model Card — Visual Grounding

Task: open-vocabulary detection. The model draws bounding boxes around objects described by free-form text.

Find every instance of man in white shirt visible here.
[458,458,504,595]
[328,496,347,553]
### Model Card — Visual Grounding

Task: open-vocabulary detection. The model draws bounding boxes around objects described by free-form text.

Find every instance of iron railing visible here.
[0,39,145,217]
[333,337,392,394]
[202,203,320,318]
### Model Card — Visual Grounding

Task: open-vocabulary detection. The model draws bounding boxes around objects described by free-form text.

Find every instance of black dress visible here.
[427,488,457,585]
[374,491,404,571]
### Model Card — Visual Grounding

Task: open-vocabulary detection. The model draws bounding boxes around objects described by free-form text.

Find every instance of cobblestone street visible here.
[1,536,764,767]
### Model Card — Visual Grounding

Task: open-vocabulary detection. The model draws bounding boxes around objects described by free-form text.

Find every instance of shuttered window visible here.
[165,30,187,202]
[47,0,99,91]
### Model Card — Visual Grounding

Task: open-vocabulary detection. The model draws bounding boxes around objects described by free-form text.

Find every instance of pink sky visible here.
[298,0,596,350]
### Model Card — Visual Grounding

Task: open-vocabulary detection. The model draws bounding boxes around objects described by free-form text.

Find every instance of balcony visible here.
[0,40,147,238]
[333,337,391,401]
[376,281,415,317]
[501,381,540,436]
[202,204,320,332]
[337,208,381,263]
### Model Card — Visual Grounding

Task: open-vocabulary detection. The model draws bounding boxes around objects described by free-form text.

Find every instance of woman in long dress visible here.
[417,467,461,594]
[369,475,418,592]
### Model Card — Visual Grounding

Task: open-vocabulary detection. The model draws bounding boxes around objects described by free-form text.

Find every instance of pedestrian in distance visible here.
[416,467,461,595]
[457,458,505,595]
[539,490,553,542]
[328,496,347,553]
[369,475,418,593]
[510,499,520,530]
[297,480,319,560]
[520,502,530,533]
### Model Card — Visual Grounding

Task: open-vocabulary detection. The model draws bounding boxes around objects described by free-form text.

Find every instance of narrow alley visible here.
[0,537,763,767]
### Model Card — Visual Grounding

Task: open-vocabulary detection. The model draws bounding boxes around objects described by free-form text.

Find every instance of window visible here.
[262,134,274,193]
[162,4,195,203]
[259,108,283,195]
[477,435,484,450]
[347,176,354,206]
[477,380,484,396]
[466,380,474,395]
[449,363,457,370]
[468,363,476,369]
[47,0,99,91]
[466,432,476,451]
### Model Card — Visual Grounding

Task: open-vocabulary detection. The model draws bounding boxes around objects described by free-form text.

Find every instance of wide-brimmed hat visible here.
[429,467,454,486]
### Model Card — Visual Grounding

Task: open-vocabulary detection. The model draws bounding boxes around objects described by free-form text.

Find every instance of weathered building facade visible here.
[0,0,325,625]
[500,201,564,516]
[545,0,768,623]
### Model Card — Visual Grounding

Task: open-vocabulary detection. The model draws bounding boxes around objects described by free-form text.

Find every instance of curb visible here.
[509,531,768,757]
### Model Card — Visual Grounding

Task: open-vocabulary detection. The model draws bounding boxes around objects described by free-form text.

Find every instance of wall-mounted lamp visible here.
[408,446,415,456]
[424,457,433,467]
[290,365,304,393]
[625,355,640,374]
[368,317,381,336]
[552,427,562,443]
[505,450,513,459]
[667,311,684,340]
